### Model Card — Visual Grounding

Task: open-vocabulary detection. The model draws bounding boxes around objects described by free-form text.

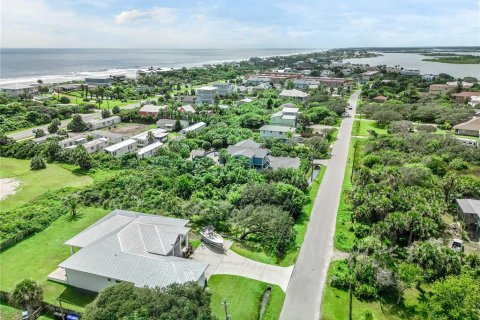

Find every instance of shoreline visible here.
[0,49,325,87]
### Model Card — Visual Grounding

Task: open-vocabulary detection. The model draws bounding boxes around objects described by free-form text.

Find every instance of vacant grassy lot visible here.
[0,207,108,312]
[0,158,92,211]
[208,275,285,320]
[231,165,327,266]
[352,118,388,136]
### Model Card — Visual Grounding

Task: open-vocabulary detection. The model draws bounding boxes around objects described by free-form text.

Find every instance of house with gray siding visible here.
[456,199,480,237]
[226,140,270,170]
[83,138,109,154]
[156,119,189,131]
[259,125,296,139]
[86,116,121,130]
[180,122,207,136]
[91,130,128,144]
[137,141,164,159]
[104,139,137,157]
[53,210,208,292]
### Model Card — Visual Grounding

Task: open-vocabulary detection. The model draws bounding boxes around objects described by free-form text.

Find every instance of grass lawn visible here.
[0,207,108,312]
[231,165,328,267]
[321,261,420,320]
[208,275,285,320]
[352,118,388,137]
[59,92,140,110]
[0,157,92,212]
[0,302,53,320]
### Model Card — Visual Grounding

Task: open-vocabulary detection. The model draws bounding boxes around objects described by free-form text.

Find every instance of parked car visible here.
[451,238,464,252]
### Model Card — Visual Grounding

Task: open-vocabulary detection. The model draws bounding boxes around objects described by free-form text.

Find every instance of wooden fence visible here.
[0,231,32,252]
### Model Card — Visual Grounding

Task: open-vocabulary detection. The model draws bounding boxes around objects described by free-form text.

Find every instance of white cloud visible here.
[114,7,177,24]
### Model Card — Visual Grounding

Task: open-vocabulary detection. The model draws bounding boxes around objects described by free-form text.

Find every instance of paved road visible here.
[191,240,293,292]
[7,112,102,141]
[280,90,360,320]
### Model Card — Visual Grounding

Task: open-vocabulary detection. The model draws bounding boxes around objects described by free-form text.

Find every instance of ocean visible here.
[0,48,317,85]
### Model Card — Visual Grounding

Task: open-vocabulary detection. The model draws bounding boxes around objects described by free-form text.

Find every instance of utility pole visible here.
[223,298,230,320]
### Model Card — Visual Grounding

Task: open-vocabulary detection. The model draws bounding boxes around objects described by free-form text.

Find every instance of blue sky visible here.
[1,0,479,48]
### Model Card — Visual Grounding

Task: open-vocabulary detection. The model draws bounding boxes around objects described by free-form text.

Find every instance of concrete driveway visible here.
[191,240,293,292]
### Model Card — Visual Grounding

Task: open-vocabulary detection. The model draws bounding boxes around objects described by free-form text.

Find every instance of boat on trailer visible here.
[200,226,224,247]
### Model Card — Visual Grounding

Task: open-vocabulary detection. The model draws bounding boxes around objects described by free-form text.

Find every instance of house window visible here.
[107,278,111,281]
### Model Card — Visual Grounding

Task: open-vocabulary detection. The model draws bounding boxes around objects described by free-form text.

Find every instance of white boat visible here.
[201,226,224,247]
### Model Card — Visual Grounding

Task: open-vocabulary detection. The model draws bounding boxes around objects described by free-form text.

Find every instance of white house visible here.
[213,82,234,96]
[137,141,164,158]
[91,130,128,144]
[156,119,189,131]
[180,122,207,136]
[422,74,438,81]
[131,128,168,146]
[270,107,299,128]
[59,135,87,149]
[0,83,38,97]
[82,138,109,154]
[293,79,320,90]
[237,98,254,106]
[400,68,421,76]
[195,86,218,105]
[320,70,334,77]
[104,139,137,157]
[469,96,480,107]
[279,89,309,102]
[246,76,271,86]
[53,210,208,293]
[259,125,296,139]
[86,116,121,130]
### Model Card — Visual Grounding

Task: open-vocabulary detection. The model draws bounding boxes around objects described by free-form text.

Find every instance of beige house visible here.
[279,89,309,102]
[453,117,480,137]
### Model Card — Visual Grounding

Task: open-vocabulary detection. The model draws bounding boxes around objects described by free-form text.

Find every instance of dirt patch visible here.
[0,178,21,201]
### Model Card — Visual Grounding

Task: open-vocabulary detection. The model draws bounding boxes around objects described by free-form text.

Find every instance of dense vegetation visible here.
[84,282,214,320]
[423,55,480,64]
[330,131,480,319]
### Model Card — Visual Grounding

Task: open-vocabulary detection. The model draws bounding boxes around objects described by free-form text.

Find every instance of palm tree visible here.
[147,131,154,144]
[10,279,43,319]
[64,195,82,221]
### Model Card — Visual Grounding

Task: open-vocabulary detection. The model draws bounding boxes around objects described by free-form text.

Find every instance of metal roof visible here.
[60,210,206,289]
[235,139,262,149]
[453,117,480,132]
[104,139,137,152]
[137,142,164,155]
[457,199,480,216]
[139,104,166,113]
[260,125,296,133]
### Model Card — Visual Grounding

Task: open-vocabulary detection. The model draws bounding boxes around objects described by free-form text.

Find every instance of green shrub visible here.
[30,155,46,170]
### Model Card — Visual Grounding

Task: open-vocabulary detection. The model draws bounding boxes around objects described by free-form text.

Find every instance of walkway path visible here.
[191,240,293,292]
[279,90,360,320]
